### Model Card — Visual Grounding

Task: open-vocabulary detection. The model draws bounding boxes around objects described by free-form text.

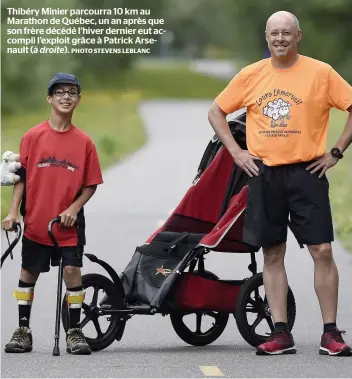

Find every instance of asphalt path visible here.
[1,100,352,378]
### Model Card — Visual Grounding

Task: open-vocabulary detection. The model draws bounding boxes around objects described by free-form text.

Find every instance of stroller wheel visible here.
[170,270,229,346]
[62,273,125,351]
[234,272,296,347]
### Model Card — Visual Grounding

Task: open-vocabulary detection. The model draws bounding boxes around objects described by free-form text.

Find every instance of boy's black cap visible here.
[47,73,81,94]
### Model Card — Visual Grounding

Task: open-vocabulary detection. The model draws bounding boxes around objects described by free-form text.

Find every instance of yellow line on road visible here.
[199,365,225,377]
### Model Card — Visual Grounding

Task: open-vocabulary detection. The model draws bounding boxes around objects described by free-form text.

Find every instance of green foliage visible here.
[99,136,116,156]
[161,0,352,81]
[327,110,352,251]
[2,0,80,114]
[110,65,228,99]
[2,0,351,116]
[1,0,167,116]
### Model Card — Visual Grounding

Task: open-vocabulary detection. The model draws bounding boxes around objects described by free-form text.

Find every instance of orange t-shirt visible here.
[215,55,352,166]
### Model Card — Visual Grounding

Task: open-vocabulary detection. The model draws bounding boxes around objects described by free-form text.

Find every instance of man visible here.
[208,11,352,356]
[2,73,103,355]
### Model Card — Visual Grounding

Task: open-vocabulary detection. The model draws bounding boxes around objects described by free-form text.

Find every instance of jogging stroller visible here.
[57,109,297,351]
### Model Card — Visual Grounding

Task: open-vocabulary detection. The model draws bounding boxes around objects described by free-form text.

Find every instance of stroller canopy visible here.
[146,110,259,254]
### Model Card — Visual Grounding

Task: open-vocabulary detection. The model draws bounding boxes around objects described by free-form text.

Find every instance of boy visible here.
[2,73,103,355]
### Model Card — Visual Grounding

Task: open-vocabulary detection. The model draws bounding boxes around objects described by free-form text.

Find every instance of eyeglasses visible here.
[53,89,80,97]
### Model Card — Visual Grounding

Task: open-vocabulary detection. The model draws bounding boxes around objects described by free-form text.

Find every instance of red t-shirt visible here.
[20,121,103,246]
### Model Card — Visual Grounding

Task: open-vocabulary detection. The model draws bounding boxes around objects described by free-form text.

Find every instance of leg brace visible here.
[66,290,85,308]
[13,287,34,305]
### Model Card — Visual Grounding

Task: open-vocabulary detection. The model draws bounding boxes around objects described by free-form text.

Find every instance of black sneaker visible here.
[66,328,91,355]
[5,327,33,353]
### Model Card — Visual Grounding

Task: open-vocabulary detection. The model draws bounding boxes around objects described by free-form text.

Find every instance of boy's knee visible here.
[63,265,81,277]
[20,267,40,283]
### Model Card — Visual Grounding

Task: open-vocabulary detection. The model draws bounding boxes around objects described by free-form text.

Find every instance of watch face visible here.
[331,148,342,158]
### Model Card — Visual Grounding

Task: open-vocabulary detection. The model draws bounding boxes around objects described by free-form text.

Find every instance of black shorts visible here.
[21,236,84,273]
[243,160,334,248]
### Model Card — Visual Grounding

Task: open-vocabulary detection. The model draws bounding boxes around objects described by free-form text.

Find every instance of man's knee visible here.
[263,243,286,265]
[309,243,333,264]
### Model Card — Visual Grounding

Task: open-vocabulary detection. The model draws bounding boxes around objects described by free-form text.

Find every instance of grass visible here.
[83,64,229,100]
[1,63,228,218]
[326,109,352,251]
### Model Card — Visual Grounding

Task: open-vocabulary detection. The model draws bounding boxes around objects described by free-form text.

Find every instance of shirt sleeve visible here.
[19,133,30,170]
[215,70,246,114]
[327,67,352,111]
[83,142,103,187]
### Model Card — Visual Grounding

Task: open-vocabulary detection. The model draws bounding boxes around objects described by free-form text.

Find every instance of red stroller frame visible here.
[38,110,298,352]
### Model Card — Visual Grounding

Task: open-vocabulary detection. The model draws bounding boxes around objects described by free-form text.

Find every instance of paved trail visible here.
[1,100,351,378]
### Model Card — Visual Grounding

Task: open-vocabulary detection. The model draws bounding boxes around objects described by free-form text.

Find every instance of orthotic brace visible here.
[13,287,34,305]
[66,290,85,308]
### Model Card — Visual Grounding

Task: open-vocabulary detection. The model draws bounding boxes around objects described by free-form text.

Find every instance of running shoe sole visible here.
[256,346,297,355]
[319,346,351,356]
[66,347,91,355]
[4,345,32,353]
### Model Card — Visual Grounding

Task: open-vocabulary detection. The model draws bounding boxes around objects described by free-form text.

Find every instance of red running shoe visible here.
[319,330,352,356]
[256,331,296,355]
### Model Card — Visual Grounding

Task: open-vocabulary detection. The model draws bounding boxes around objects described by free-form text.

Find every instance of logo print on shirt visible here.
[263,98,292,128]
[37,156,79,172]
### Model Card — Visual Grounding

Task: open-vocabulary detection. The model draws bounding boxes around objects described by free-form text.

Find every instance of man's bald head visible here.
[266,11,301,33]
[265,10,302,61]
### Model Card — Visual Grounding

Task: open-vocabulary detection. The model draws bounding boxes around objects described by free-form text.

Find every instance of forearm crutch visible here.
[48,216,81,356]
[48,216,63,356]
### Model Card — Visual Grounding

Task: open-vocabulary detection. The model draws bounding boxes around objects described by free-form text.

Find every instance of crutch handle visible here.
[10,222,21,237]
[48,216,81,247]
[48,217,61,247]
[1,223,22,268]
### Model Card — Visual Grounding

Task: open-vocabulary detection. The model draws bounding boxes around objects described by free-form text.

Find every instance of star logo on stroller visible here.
[155,265,172,277]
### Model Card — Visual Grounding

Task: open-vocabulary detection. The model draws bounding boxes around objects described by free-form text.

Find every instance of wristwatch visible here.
[330,147,343,159]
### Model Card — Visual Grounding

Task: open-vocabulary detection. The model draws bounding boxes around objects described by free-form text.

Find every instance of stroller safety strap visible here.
[163,232,189,254]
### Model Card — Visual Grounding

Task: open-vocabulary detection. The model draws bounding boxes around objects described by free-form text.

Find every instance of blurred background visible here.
[1,0,351,250]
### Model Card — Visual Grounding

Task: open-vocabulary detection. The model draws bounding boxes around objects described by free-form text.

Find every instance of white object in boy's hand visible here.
[1,151,21,186]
